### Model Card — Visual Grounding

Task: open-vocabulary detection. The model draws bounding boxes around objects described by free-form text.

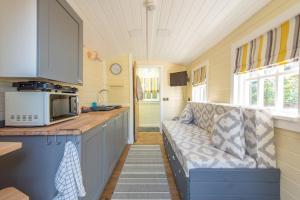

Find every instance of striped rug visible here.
[112,145,171,199]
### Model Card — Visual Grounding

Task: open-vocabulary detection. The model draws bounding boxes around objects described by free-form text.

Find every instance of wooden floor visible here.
[100,132,181,200]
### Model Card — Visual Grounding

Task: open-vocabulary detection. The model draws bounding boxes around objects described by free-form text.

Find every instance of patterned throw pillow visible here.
[211,108,246,160]
[179,104,193,124]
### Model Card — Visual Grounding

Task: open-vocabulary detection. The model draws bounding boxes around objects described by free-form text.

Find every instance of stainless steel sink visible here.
[91,106,115,111]
[91,105,121,112]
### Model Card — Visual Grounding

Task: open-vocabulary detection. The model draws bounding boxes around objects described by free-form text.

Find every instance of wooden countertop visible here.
[0,107,129,136]
[0,142,22,156]
[0,187,29,200]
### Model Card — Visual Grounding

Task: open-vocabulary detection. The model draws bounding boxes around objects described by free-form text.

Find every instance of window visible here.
[137,68,160,102]
[141,77,160,101]
[192,84,207,102]
[192,65,207,102]
[234,60,299,115]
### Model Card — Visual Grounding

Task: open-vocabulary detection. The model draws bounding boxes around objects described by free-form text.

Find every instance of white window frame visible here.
[233,61,300,115]
[137,67,161,103]
[191,61,209,102]
[232,61,300,133]
[230,2,300,133]
[192,84,207,102]
[142,91,160,102]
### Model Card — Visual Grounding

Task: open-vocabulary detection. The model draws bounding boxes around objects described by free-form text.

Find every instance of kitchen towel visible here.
[136,76,144,101]
[53,141,86,200]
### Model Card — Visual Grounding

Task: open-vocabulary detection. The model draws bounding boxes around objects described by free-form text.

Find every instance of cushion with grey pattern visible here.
[179,104,193,124]
[162,120,256,176]
[212,108,246,160]
[190,102,276,168]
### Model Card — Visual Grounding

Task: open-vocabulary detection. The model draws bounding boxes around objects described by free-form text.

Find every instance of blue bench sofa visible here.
[162,102,280,200]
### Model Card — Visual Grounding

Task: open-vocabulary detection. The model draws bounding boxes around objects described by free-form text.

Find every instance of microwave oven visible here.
[5,92,79,126]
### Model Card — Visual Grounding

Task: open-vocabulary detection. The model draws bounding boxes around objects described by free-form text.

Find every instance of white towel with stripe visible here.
[53,141,86,200]
[136,76,144,101]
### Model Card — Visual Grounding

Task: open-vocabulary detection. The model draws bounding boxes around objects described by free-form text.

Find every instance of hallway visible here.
[100,132,180,200]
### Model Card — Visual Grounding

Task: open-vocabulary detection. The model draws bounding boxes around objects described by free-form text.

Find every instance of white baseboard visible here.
[139,123,160,127]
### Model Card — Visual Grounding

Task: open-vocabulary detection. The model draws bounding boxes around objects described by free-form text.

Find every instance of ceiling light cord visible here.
[146,8,149,61]
[144,0,155,62]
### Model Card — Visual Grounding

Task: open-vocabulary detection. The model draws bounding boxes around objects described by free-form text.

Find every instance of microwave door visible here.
[50,94,78,122]
[69,96,79,114]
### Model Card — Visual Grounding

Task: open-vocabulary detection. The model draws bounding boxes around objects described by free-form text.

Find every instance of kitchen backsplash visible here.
[0,48,109,127]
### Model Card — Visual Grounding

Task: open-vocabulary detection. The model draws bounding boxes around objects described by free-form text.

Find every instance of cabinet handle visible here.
[102,123,108,128]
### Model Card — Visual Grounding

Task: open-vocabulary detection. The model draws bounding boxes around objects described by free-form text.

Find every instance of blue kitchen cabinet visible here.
[0,112,129,200]
[80,125,105,200]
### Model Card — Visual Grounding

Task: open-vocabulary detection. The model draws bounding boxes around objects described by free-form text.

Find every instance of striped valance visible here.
[234,14,300,74]
[192,66,206,86]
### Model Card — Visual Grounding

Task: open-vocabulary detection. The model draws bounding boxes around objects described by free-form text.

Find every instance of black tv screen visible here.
[170,71,188,86]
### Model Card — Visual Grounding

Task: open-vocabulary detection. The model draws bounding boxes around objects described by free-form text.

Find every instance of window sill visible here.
[139,101,160,104]
[272,113,300,133]
[272,113,300,122]
[230,104,300,132]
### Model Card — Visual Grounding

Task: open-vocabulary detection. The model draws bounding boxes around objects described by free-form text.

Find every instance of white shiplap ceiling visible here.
[67,0,270,65]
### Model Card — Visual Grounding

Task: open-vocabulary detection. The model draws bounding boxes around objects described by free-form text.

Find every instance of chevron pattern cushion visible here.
[191,103,215,131]
[211,108,246,159]
[248,110,276,168]
[179,103,193,124]
[189,102,276,168]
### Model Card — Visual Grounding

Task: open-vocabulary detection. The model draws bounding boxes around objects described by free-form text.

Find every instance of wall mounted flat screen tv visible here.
[170,71,188,86]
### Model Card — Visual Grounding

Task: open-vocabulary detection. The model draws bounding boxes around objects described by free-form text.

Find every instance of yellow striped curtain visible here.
[142,78,159,98]
[234,14,300,74]
[192,66,206,86]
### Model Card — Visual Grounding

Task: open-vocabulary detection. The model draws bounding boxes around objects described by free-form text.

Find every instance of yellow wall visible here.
[0,47,106,118]
[104,58,186,120]
[106,55,131,106]
[136,60,187,120]
[78,48,106,106]
[138,102,160,127]
[186,0,300,199]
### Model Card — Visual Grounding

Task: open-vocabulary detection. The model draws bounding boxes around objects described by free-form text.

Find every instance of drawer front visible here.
[163,133,189,200]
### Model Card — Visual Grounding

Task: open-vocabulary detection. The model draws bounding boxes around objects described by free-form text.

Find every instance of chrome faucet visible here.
[97,89,109,105]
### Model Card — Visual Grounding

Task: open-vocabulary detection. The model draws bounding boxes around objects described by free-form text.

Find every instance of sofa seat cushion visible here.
[163,120,257,176]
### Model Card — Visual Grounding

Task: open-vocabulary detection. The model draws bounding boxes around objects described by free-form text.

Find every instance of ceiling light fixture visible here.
[144,0,156,11]
[157,29,171,37]
[128,29,142,37]
[144,0,156,61]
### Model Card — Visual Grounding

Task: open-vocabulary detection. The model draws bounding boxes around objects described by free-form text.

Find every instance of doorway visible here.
[136,66,161,132]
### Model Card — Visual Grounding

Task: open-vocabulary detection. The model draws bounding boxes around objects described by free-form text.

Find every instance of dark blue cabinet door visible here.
[116,114,123,158]
[105,119,115,176]
[123,111,129,148]
[80,125,105,200]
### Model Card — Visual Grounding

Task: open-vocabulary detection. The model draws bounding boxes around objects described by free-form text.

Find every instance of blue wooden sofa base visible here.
[162,132,281,200]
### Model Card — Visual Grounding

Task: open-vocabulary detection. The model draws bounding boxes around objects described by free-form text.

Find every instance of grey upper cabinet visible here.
[0,0,83,84]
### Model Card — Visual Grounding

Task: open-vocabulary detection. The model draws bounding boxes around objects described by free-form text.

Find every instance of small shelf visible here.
[0,142,22,156]
[0,187,29,200]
